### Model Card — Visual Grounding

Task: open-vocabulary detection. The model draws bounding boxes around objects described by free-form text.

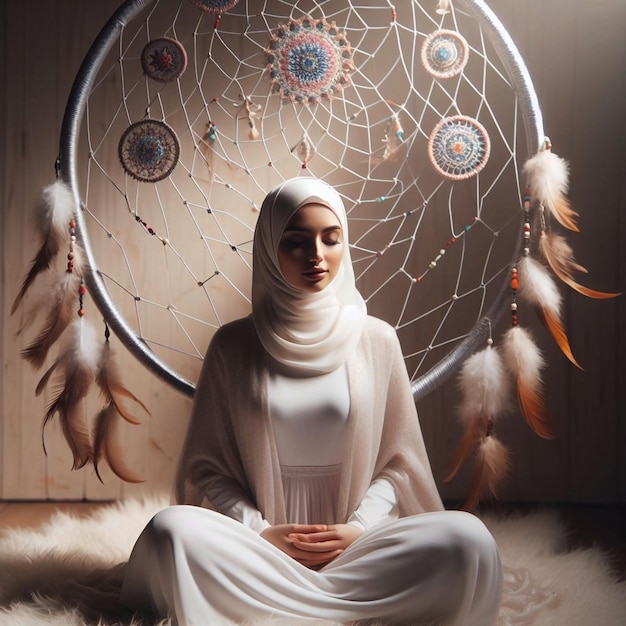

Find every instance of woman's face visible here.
[277,203,344,292]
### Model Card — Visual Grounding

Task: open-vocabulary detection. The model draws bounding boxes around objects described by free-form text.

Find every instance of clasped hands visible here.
[261,523,363,568]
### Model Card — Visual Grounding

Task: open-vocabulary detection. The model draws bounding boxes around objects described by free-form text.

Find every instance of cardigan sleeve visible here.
[206,476,271,533]
[365,318,444,516]
[346,476,398,530]
[175,323,270,533]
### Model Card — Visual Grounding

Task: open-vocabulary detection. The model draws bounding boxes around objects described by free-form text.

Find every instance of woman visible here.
[121,177,503,625]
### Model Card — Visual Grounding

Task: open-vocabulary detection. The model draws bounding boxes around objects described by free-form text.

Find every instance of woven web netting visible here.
[66,0,539,395]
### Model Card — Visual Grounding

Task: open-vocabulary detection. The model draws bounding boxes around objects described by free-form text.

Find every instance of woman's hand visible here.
[288,524,364,566]
[260,524,344,568]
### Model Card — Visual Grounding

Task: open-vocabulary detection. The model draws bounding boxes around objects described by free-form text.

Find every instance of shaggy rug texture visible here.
[0,497,624,625]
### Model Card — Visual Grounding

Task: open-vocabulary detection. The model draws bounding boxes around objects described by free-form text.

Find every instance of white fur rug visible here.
[0,497,624,625]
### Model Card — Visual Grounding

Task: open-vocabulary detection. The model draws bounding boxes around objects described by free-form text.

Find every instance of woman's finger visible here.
[289,524,328,534]
[291,538,342,552]
[288,530,338,543]
[296,549,343,568]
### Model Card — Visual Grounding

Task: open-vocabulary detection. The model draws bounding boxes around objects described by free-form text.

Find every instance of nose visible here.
[308,239,323,263]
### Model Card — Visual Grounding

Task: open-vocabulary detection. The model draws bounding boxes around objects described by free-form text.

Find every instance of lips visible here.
[303,268,328,282]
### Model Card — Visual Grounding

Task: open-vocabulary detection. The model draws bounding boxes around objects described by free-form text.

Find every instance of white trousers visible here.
[121,506,503,626]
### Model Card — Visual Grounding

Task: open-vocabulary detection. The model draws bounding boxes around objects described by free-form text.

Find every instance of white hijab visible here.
[252,177,367,375]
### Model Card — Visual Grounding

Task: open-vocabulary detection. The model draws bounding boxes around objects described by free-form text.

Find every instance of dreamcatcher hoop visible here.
[58,0,544,400]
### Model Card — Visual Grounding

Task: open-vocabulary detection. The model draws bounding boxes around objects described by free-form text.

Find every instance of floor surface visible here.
[1,500,625,580]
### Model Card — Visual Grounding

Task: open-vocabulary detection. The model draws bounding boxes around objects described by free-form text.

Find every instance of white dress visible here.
[121,366,503,625]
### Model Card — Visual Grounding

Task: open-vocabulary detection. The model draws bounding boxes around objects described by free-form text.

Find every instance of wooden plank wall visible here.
[1,0,624,504]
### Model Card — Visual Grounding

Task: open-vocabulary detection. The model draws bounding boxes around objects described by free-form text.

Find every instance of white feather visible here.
[49,317,102,375]
[522,150,569,207]
[502,326,545,392]
[517,256,562,317]
[458,346,510,424]
[40,181,78,240]
[75,318,103,374]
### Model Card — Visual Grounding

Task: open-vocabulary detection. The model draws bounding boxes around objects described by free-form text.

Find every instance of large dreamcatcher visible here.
[13,0,616,506]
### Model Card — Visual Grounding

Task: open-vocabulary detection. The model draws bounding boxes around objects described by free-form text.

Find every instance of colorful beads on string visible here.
[205,121,217,142]
[522,186,532,256]
[135,214,156,236]
[410,220,475,283]
[522,187,532,211]
[391,114,404,142]
[134,214,168,245]
[429,247,446,269]
[78,279,86,317]
[510,266,519,292]
[510,266,519,327]
[67,218,77,273]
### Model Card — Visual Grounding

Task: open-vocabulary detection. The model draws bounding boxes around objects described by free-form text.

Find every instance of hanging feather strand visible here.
[11,181,78,314]
[522,148,579,232]
[15,182,150,482]
[502,326,554,439]
[93,337,149,482]
[517,255,582,369]
[445,418,484,484]
[37,318,101,469]
[445,345,510,482]
[93,403,144,483]
[96,338,149,426]
[464,435,511,512]
[539,231,619,299]
[22,270,83,368]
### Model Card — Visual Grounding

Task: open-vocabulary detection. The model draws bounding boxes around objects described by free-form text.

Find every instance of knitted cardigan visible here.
[175,315,444,524]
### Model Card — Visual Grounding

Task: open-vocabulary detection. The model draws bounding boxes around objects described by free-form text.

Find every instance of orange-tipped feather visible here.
[536,307,583,370]
[547,195,579,232]
[22,272,80,369]
[41,361,94,470]
[502,326,555,439]
[464,435,510,512]
[445,420,483,483]
[517,382,554,439]
[523,149,579,232]
[93,403,144,484]
[96,341,150,425]
[517,256,583,369]
[540,232,619,299]
[38,319,100,470]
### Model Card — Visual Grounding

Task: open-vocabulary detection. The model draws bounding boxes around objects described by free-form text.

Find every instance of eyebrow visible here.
[282,225,342,234]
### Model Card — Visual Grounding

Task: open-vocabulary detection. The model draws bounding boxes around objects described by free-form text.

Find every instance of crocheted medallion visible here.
[265,16,353,103]
[141,38,188,83]
[427,115,491,180]
[421,29,469,79]
[118,120,180,183]
[188,0,239,12]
